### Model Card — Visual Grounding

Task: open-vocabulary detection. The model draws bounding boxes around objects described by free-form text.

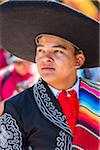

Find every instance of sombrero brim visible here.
[0,0,99,68]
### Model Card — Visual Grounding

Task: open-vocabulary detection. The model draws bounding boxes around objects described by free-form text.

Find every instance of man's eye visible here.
[54,50,63,54]
[37,49,42,52]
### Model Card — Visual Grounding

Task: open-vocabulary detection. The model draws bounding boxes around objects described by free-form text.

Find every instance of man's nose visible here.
[42,51,54,62]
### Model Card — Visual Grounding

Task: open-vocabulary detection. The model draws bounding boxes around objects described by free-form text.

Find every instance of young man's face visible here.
[35,35,84,89]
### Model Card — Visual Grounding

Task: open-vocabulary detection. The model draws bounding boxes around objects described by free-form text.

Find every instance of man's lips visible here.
[41,67,55,70]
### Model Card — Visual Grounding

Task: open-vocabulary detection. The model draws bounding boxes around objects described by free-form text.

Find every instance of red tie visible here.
[58,90,79,135]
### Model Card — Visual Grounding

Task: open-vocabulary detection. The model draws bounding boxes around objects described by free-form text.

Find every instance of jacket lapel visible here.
[33,78,73,137]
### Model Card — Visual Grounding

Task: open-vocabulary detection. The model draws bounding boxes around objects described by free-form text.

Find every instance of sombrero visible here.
[0,0,99,68]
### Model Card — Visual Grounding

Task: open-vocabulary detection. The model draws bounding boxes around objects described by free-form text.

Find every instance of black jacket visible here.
[0,78,72,150]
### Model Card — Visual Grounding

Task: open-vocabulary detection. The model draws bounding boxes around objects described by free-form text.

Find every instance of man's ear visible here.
[75,53,85,69]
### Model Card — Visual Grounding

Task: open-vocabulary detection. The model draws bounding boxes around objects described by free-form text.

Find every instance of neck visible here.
[46,75,77,90]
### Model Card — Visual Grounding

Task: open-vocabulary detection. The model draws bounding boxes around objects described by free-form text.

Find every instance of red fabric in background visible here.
[0,69,32,101]
[0,49,8,69]
[72,126,99,150]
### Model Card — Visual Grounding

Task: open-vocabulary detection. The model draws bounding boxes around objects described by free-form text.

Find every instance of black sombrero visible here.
[0,0,99,68]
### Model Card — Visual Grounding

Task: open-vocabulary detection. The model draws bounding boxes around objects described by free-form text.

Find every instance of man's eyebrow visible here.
[53,45,66,50]
[37,44,44,48]
[37,44,66,50]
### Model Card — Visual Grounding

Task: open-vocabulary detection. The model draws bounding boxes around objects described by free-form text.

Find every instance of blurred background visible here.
[0,0,100,101]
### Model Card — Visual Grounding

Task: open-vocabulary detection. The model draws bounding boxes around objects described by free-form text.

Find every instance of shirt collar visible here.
[48,77,80,98]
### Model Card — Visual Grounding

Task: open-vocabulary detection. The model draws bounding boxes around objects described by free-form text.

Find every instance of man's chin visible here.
[41,75,56,84]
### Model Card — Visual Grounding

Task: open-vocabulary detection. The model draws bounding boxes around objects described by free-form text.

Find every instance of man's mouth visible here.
[41,67,55,71]
[42,67,55,70]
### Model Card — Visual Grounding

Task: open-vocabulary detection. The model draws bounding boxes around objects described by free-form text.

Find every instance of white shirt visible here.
[48,78,80,99]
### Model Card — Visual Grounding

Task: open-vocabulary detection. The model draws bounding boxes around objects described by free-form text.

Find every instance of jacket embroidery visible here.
[0,113,22,150]
[33,78,72,136]
[55,130,72,150]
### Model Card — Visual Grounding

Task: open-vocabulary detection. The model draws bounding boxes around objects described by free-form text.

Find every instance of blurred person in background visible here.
[0,55,34,101]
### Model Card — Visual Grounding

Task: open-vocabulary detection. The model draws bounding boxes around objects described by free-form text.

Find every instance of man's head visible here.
[35,34,85,89]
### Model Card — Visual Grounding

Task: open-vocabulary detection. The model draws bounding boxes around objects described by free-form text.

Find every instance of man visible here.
[0,1,99,150]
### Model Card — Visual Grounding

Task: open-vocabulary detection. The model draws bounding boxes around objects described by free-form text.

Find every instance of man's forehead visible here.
[35,34,74,46]
[35,34,77,52]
